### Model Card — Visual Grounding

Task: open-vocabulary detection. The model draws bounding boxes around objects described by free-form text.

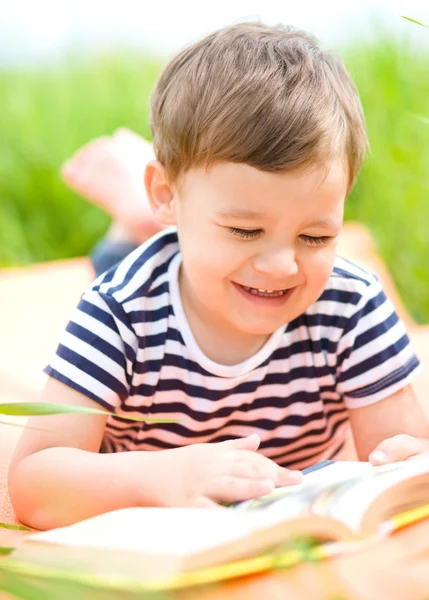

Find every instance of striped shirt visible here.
[45,229,420,469]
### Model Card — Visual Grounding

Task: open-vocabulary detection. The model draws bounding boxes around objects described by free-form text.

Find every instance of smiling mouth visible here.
[240,285,288,297]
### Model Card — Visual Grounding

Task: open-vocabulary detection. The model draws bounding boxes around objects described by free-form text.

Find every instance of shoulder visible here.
[89,228,180,309]
[320,256,383,308]
[301,256,387,333]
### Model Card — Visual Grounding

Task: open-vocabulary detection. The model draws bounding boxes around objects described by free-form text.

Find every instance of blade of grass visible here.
[0,403,175,423]
[0,568,87,600]
[0,419,71,434]
[0,561,170,599]
[0,523,31,531]
[401,15,428,28]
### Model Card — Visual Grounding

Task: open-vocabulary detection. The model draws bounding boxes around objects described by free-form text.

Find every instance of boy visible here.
[9,22,429,530]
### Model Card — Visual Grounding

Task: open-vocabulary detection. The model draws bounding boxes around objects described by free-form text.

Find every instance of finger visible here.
[220,434,261,452]
[369,435,427,465]
[192,496,226,510]
[208,476,275,503]
[276,467,303,486]
[232,453,302,486]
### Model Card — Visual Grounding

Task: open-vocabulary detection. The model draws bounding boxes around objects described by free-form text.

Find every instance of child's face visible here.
[170,160,348,342]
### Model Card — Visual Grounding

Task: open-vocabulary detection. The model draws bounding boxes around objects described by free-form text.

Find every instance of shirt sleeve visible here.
[336,279,421,408]
[44,289,138,411]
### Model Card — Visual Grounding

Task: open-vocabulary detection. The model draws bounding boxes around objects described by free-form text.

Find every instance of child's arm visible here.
[9,378,301,530]
[8,377,148,528]
[347,384,429,461]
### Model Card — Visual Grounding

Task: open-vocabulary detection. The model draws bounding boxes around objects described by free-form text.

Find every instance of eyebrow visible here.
[308,219,342,230]
[215,209,265,221]
[215,211,340,230]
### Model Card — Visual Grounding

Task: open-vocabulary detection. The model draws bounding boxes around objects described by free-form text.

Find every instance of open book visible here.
[8,459,429,591]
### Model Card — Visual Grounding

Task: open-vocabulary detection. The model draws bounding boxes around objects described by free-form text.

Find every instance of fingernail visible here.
[369,451,389,465]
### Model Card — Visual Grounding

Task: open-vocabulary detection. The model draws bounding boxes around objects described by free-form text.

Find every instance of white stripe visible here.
[46,230,420,466]
[60,330,127,385]
[339,344,416,395]
[49,355,120,408]
[80,291,138,351]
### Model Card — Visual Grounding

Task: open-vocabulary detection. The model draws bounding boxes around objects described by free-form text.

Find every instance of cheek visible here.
[183,245,237,289]
[182,233,245,276]
[304,250,336,289]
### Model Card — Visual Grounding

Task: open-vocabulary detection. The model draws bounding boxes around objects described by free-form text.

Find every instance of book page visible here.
[233,461,372,517]
[320,458,429,531]
[234,459,429,533]
[26,507,279,557]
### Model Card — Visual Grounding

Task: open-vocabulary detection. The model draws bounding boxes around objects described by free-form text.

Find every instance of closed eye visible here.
[228,227,263,240]
[300,234,333,247]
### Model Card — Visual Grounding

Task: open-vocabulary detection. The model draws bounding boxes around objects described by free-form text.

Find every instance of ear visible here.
[144,161,177,226]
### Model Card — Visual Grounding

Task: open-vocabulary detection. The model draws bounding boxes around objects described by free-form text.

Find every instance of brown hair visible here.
[150,22,368,189]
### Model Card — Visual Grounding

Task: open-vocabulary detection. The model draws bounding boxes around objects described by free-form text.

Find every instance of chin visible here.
[237,320,285,336]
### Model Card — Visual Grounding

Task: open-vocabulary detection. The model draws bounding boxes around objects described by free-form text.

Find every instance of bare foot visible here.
[61,129,163,244]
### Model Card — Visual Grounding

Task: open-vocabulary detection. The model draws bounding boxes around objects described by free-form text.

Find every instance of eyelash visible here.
[300,235,332,247]
[228,228,332,246]
[228,227,262,239]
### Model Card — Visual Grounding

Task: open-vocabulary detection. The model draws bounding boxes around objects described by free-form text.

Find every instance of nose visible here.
[252,246,299,279]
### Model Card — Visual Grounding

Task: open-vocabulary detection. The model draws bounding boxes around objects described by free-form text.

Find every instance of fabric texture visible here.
[45,229,420,470]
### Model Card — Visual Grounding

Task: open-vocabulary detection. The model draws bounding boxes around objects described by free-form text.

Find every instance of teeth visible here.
[242,285,287,297]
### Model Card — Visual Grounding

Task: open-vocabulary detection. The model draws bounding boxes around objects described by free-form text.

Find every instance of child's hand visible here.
[369,434,429,466]
[156,434,302,507]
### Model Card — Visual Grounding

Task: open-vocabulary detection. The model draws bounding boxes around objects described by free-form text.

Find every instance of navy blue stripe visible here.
[114,415,348,459]
[318,288,362,305]
[117,411,341,440]
[261,410,347,451]
[270,417,348,463]
[138,327,184,349]
[347,355,420,399]
[340,289,387,339]
[287,312,349,332]
[125,257,176,304]
[104,404,346,441]
[128,304,172,325]
[336,311,398,367]
[353,311,398,351]
[77,297,120,333]
[118,437,174,450]
[99,292,133,330]
[44,367,115,411]
[122,393,325,422]
[147,281,170,298]
[76,295,137,366]
[271,337,339,361]
[67,322,126,369]
[339,334,411,384]
[130,362,335,398]
[333,259,376,285]
[94,265,116,287]
[103,231,178,296]
[54,345,129,399]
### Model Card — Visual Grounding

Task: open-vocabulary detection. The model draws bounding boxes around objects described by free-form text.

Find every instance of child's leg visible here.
[61,129,163,245]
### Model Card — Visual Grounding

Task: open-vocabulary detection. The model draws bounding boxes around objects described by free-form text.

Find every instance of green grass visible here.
[343,35,429,323]
[0,51,162,266]
[0,35,428,321]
